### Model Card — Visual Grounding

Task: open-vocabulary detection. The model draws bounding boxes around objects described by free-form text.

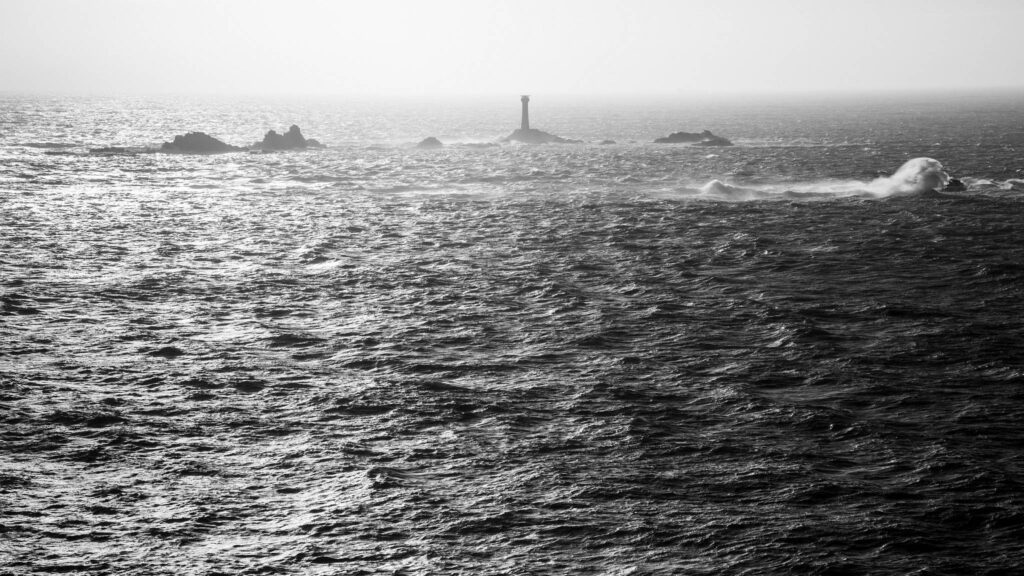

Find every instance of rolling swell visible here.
[2,95,1024,574]
[3,182,1023,574]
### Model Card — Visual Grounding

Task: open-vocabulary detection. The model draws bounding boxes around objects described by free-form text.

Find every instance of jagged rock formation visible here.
[654,129,733,146]
[502,128,581,144]
[161,132,242,154]
[258,125,324,151]
[88,125,326,155]
[416,137,443,149]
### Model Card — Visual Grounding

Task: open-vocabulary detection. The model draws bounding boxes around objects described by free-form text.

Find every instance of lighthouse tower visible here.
[502,95,575,143]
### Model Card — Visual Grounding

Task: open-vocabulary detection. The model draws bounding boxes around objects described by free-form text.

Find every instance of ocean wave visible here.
[1002,178,1024,191]
[689,158,969,201]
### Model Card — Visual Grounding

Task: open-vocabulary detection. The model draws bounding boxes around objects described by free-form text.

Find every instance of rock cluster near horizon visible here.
[157,125,325,154]
[161,132,242,154]
[654,129,733,146]
[258,125,324,151]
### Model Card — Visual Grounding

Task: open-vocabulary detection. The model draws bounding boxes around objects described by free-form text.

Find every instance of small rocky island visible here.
[161,132,242,154]
[943,178,967,192]
[257,125,324,151]
[654,129,733,146]
[156,125,325,154]
[502,96,580,144]
[416,137,444,149]
[503,128,581,144]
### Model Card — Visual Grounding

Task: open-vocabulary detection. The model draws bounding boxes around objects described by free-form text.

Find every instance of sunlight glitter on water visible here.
[2,95,1024,574]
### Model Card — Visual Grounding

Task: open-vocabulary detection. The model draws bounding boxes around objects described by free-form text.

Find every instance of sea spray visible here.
[868,157,949,196]
[693,158,952,200]
[698,179,770,201]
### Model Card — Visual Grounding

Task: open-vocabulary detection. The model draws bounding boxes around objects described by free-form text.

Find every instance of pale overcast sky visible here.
[1,0,1022,96]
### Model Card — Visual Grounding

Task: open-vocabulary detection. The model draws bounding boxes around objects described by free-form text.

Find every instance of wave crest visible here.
[868,157,949,196]
[691,157,952,201]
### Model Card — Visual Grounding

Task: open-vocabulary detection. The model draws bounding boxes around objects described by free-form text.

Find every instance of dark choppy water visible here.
[2,94,1024,575]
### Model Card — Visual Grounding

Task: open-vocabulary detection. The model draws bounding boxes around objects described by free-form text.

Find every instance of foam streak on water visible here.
[2,95,1024,574]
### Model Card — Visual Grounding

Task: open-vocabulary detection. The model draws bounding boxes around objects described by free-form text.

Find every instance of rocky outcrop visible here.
[85,125,326,156]
[654,129,733,146]
[160,132,242,154]
[416,137,443,149]
[943,178,966,192]
[502,128,581,144]
[258,125,325,151]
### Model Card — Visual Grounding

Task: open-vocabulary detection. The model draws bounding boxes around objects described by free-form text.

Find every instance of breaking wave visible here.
[867,157,949,196]
[693,158,953,201]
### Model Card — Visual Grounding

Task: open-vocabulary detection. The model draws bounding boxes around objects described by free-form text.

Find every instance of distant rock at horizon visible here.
[502,128,581,144]
[654,129,733,146]
[159,125,325,154]
[161,132,242,154]
[258,125,325,151]
[417,137,443,149]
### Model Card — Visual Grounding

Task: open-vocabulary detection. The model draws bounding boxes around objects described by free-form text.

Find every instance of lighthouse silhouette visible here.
[503,95,578,144]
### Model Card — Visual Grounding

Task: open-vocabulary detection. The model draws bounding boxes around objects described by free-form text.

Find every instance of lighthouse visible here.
[503,95,578,144]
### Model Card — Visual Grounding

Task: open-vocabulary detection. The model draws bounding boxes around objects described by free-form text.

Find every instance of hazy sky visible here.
[2,0,1022,96]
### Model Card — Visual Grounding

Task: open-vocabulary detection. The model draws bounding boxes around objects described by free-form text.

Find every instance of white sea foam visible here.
[694,158,951,201]
[790,157,949,198]
[866,157,949,196]
[1002,179,1024,191]
[698,179,774,201]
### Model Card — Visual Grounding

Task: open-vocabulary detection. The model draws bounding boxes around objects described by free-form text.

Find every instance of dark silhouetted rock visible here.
[655,129,733,146]
[502,128,581,144]
[99,125,326,156]
[161,132,242,154]
[148,345,185,358]
[417,137,443,149]
[258,125,325,151]
[943,178,966,192]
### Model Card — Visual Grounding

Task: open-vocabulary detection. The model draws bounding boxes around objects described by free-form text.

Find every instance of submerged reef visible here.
[655,129,733,146]
[88,146,152,155]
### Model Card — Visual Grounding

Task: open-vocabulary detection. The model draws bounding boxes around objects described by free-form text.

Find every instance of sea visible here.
[1,92,1023,575]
